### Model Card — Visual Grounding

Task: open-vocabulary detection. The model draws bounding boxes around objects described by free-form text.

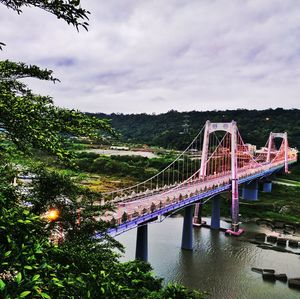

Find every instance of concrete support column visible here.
[135,224,148,261]
[211,196,221,229]
[242,181,258,201]
[181,205,193,250]
[263,181,272,193]
[193,201,202,226]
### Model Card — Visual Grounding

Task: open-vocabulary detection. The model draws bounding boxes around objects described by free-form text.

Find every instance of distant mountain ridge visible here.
[90,108,300,150]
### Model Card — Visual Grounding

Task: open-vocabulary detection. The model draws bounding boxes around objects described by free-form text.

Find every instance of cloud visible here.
[150,97,166,103]
[1,0,300,113]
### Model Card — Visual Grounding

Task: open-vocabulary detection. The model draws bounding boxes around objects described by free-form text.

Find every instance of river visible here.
[116,216,300,299]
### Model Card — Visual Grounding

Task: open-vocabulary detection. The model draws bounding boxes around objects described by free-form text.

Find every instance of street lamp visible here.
[46,208,60,222]
[44,208,63,244]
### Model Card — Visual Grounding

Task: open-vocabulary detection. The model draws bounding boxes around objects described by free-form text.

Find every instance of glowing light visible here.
[46,208,59,222]
[265,117,270,121]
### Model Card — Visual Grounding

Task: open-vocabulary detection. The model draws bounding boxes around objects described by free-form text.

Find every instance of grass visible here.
[81,174,137,193]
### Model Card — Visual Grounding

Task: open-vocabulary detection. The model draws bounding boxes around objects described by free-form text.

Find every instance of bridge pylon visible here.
[267,132,289,173]
[195,120,242,234]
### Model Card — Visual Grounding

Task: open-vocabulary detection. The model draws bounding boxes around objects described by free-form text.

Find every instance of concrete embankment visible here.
[251,268,298,290]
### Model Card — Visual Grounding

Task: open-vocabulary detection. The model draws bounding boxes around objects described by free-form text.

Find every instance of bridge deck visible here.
[102,160,296,236]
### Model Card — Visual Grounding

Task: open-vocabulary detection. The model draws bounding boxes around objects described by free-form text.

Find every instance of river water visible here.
[116,216,300,299]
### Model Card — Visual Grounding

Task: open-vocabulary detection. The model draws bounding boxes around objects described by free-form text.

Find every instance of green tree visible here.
[0,0,89,31]
[93,109,300,150]
[0,60,114,161]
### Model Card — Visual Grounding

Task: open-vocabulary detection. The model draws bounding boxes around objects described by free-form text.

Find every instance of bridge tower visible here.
[195,120,241,233]
[193,121,210,226]
[267,132,289,173]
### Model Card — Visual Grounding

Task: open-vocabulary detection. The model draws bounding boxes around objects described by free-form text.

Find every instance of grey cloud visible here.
[0,0,300,113]
[150,97,166,103]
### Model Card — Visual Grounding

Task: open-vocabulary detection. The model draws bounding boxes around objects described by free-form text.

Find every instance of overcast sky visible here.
[1,0,300,113]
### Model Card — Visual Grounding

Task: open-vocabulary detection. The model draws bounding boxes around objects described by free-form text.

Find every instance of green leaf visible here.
[40,292,51,299]
[4,251,11,257]
[32,274,40,282]
[24,265,33,270]
[76,276,84,284]
[0,279,6,291]
[19,291,31,298]
[15,272,22,284]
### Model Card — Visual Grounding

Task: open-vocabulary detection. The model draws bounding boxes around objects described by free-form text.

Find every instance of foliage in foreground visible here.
[0,162,204,298]
[0,1,205,297]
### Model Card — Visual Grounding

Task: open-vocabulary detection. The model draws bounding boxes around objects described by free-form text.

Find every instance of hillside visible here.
[92,108,300,150]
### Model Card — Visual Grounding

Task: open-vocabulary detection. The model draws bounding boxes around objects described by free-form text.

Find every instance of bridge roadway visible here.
[104,159,296,236]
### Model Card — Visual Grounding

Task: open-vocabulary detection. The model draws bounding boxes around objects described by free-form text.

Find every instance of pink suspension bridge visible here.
[99,121,297,261]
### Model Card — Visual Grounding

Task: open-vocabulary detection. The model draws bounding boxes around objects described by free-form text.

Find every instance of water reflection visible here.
[116,216,300,299]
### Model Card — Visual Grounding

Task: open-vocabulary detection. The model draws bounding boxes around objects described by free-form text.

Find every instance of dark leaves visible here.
[0,59,115,161]
[0,60,58,82]
[0,0,90,31]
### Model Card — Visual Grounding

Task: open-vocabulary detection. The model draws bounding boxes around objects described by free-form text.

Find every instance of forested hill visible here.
[91,109,300,150]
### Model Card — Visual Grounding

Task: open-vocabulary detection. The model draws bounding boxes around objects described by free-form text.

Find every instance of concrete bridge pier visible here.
[193,200,203,226]
[263,181,272,193]
[211,196,221,229]
[242,181,258,201]
[135,224,148,261]
[181,205,193,250]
